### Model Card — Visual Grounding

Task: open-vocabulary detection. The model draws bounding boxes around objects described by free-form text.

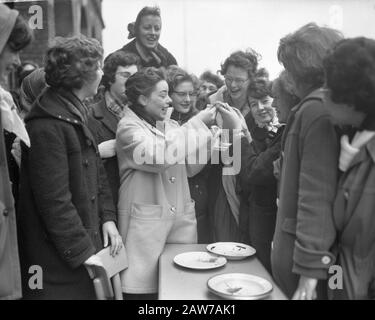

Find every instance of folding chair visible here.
[87,246,128,300]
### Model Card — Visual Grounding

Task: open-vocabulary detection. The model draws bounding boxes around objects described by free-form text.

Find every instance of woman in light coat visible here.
[116,67,242,298]
[116,67,218,298]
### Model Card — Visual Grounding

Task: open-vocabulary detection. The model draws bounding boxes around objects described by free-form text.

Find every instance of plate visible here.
[207,273,273,300]
[173,251,227,270]
[206,242,256,260]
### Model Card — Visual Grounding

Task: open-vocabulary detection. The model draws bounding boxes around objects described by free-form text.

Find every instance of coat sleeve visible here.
[97,156,117,225]
[292,113,338,279]
[27,122,95,268]
[239,136,280,187]
[116,116,212,174]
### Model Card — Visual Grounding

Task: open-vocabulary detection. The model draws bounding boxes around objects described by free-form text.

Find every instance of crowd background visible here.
[102,0,375,79]
[1,1,375,301]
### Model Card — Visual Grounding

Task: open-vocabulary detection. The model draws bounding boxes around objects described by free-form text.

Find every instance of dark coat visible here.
[206,104,270,242]
[238,125,284,274]
[18,87,116,300]
[271,89,339,299]
[0,109,22,300]
[118,39,177,68]
[88,97,120,207]
[331,132,375,300]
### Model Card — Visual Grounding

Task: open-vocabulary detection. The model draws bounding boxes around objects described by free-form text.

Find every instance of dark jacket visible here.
[88,97,120,207]
[0,109,22,300]
[206,91,270,242]
[331,132,375,300]
[118,39,177,68]
[271,89,339,298]
[18,87,116,299]
[238,125,284,273]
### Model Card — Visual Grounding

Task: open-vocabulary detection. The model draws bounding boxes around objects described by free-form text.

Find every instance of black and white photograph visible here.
[0,0,375,307]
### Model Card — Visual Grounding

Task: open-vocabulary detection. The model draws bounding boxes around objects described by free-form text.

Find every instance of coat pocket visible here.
[130,202,163,220]
[281,217,297,235]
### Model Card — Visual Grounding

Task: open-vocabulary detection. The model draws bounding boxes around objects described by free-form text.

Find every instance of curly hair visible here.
[220,49,260,80]
[125,67,166,105]
[278,22,343,91]
[199,71,224,89]
[248,68,271,99]
[165,65,194,95]
[7,14,33,51]
[101,51,139,90]
[128,6,161,39]
[44,36,103,90]
[323,37,375,117]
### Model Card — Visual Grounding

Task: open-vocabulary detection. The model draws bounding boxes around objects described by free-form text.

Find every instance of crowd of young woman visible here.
[1,4,374,300]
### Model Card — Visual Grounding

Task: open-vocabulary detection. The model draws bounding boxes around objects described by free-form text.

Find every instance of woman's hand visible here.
[98,139,116,159]
[102,221,123,257]
[292,276,318,300]
[195,104,217,126]
[215,102,242,130]
[11,137,22,167]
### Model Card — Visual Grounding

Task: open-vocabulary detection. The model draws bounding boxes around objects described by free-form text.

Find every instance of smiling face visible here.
[250,95,274,125]
[0,45,21,83]
[110,64,138,102]
[171,81,196,114]
[142,80,172,122]
[137,15,161,50]
[198,81,218,98]
[224,65,250,101]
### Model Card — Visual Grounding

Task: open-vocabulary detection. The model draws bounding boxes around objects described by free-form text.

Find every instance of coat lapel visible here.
[91,99,119,136]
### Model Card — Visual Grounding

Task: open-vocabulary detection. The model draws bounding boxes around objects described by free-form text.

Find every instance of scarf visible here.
[128,102,157,128]
[340,130,375,172]
[170,108,198,125]
[105,91,126,120]
[0,85,30,147]
[135,41,166,68]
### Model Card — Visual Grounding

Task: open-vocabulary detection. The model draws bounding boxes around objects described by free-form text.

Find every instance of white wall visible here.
[102,0,375,79]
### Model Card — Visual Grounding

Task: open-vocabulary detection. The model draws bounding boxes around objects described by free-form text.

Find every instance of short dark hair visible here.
[248,68,271,99]
[44,35,103,90]
[125,67,166,105]
[278,22,343,90]
[199,71,224,89]
[7,15,33,51]
[101,51,139,90]
[324,37,375,117]
[272,70,300,106]
[220,49,260,80]
[128,6,161,39]
[165,65,194,95]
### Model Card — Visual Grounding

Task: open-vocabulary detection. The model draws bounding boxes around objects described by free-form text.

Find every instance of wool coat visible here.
[17,87,116,300]
[271,89,339,298]
[116,107,212,293]
[88,97,120,207]
[118,39,177,69]
[331,133,375,300]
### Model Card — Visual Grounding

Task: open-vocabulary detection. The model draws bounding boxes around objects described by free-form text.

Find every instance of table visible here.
[158,244,287,300]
